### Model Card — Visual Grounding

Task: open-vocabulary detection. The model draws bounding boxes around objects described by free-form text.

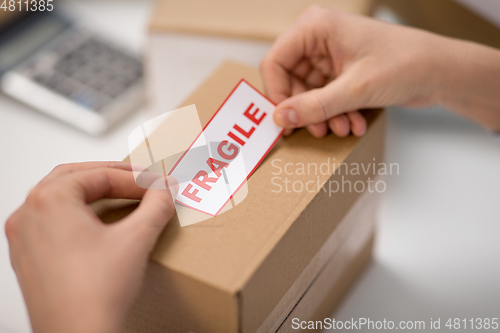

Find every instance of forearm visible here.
[25,288,123,333]
[435,37,500,131]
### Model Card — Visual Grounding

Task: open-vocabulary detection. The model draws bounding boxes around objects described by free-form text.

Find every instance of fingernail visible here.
[277,108,299,127]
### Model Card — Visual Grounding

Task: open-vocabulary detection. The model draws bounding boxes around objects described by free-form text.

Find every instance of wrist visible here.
[428,36,500,131]
[417,32,461,108]
[30,301,123,333]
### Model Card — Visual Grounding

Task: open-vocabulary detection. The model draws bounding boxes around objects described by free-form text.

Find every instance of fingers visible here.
[310,56,333,78]
[127,178,176,228]
[273,76,363,128]
[61,168,150,204]
[346,111,367,136]
[304,69,326,89]
[285,112,367,138]
[326,111,367,137]
[119,178,176,254]
[260,24,307,104]
[260,61,290,104]
[328,114,350,137]
[61,167,178,207]
[41,161,133,184]
[291,58,311,80]
[290,76,307,96]
[63,167,176,249]
[307,122,329,138]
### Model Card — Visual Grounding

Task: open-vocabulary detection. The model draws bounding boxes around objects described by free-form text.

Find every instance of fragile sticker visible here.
[169,79,283,216]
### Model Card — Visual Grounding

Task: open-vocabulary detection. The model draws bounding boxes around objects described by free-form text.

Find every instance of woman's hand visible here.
[261,6,500,136]
[5,162,176,333]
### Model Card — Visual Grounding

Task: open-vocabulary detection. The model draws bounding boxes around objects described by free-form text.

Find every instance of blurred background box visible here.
[146,0,373,116]
[374,0,500,49]
[93,61,386,332]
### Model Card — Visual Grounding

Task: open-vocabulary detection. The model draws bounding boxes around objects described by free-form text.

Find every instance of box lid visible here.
[149,0,373,40]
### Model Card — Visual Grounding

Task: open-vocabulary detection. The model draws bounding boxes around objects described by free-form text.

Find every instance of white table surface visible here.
[1,2,499,333]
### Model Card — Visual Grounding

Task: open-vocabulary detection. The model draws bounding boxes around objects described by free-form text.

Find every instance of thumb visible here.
[120,176,178,254]
[273,76,364,128]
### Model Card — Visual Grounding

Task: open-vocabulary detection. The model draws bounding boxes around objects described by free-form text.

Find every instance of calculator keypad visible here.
[24,30,142,112]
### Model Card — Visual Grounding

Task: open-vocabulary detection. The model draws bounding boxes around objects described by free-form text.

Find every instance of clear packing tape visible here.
[128,104,249,227]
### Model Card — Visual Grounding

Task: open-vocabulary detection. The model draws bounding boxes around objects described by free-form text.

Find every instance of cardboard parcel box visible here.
[93,61,385,332]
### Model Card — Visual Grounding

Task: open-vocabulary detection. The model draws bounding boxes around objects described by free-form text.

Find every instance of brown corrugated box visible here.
[92,61,385,332]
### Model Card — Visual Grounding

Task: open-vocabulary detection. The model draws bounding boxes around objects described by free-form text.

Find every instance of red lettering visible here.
[228,131,245,146]
[180,100,271,206]
[244,103,266,125]
[206,158,229,177]
[192,170,218,191]
[234,124,255,138]
[182,184,202,203]
[218,141,239,160]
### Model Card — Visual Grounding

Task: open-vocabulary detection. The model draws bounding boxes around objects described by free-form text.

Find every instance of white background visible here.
[0,1,499,332]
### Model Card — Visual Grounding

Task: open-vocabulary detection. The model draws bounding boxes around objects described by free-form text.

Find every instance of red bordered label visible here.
[169,79,283,216]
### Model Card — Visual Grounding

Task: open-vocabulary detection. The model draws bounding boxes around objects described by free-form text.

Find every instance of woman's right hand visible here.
[260,5,500,136]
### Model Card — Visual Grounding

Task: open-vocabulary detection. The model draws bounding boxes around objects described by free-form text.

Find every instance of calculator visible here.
[0,10,143,135]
